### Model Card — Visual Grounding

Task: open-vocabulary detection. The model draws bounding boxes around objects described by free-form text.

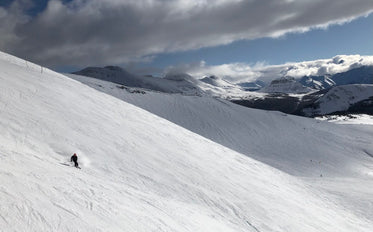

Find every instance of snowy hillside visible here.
[69,73,373,177]
[70,73,373,228]
[1,51,373,231]
[303,84,373,116]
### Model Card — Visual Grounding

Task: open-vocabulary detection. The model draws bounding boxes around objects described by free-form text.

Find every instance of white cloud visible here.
[172,55,373,83]
[0,0,372,67]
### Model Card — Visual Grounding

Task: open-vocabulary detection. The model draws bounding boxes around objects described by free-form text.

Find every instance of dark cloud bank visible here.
[0,0,372,68]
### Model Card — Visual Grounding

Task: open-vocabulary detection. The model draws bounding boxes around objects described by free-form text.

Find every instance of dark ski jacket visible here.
[71,154,78,163]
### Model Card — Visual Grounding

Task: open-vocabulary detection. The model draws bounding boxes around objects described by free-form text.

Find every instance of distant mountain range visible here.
[72,65,373,117]
[73,67,245,98]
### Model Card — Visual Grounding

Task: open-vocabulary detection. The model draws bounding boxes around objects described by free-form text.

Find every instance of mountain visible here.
[2,51,373,231]
[73,66,203,94]
[297,66,373,91]
[331,65,373,85]
[200,75,237,88]
[261,76,313,93]
[74,65,373,117]
[73,64,372,96]
[232,66,373,116]
[302,84,373,116]
[233,84,373,117]
[299,75,336,90]
[251,65,372,94]
[73,67,251,98]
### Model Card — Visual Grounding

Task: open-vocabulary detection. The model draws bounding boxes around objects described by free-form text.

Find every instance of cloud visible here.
[169,55,373,83]
[0,0,373,67]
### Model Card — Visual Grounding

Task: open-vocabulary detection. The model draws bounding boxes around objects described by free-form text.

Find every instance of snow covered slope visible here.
[2,52,373,231]
[4,52,373,231]
[69,74,373,178]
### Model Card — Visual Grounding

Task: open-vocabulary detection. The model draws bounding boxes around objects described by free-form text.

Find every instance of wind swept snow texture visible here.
[1,51,373,231]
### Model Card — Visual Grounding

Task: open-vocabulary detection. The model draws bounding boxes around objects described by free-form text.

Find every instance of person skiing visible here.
[70,153,79,168]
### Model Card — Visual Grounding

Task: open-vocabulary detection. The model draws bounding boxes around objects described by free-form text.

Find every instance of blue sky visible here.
[0,0,372,75]
[149,14,373,70]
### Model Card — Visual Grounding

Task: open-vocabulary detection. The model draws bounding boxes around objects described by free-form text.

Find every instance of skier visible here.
[70,153,79,168]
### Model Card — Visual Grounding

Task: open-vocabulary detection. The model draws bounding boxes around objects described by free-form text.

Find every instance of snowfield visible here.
[1,51,373,231]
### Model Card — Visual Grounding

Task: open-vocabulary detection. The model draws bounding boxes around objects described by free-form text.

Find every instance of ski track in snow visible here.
[0,51,372,231]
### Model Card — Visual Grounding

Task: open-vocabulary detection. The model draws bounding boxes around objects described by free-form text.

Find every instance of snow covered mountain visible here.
[232,66,373,116]
[297,66,373,91]
[200,75,237,88]
[73,64,373,117]
[74,66,249,98]
[332,65,373,85]
[2,51,373,231]
[74,66,203,94]
[258,65,372,94]
[299,75,336,90]
[302,84,373,116]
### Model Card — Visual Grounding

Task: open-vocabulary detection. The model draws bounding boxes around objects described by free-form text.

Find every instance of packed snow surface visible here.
[1,51,373,231]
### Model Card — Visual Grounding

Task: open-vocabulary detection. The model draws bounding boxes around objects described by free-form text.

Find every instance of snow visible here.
[69,73,373,177]
[1,51,373,231]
